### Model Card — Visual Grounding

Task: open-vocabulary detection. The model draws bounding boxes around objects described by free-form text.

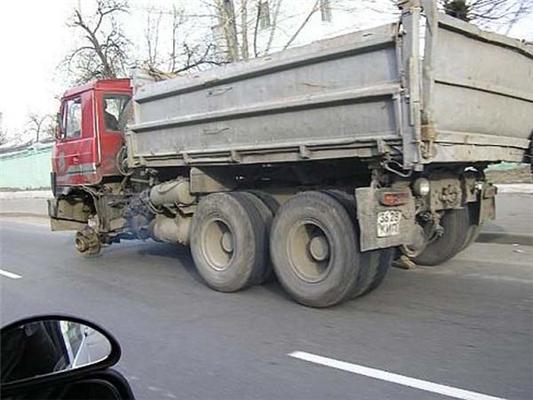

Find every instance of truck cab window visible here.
[65,98,82,139]
[103,95,131,132]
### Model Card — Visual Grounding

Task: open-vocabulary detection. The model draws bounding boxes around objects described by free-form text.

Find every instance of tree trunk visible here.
[217,0,240,62]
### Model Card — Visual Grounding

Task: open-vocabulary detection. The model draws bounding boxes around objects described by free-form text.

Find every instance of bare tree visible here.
[210,0,285,61]
[169,4,184,72]
[283,0,320,50]
[140,4,225,79]
[26,113,54,143]
[144,6,164,69]
[64,0,130,84]
[215,0,241,61]
[0,129,7,146]
[0,112,6,145]
[441,0,532,30]
[240,0,250,59]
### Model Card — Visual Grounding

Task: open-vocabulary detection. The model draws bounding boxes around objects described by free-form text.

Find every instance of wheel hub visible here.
[75,227,101,255]
[308,235,329,262]
[75,236,88,253]
[287,221,331,283]
[221,231,234,253]
[202,219,234,270]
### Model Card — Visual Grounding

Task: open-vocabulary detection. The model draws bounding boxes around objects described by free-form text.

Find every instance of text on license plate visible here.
[377,210,402,237]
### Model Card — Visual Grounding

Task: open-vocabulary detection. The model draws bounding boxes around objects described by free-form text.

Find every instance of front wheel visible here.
[75,227,102,257]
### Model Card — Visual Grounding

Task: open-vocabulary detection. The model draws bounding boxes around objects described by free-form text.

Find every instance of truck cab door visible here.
[95,92,132,176]
[53,91,100,187]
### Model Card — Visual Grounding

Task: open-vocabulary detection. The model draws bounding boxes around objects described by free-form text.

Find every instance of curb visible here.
[0,191,52,200]
[477,232,533,247]
[494,184,533,194]
[0,212,49,219]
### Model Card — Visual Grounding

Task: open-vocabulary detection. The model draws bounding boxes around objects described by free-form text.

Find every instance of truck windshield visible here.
[103,94,131,132]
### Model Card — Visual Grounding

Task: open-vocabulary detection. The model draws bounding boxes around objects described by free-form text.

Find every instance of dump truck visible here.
[48,0,533,307]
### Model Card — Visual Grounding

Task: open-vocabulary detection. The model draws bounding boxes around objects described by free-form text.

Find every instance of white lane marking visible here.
[288,351,506,400]
[0,269,22,279]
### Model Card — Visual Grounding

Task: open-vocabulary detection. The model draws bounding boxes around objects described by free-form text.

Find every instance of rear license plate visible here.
[377,210,402,237]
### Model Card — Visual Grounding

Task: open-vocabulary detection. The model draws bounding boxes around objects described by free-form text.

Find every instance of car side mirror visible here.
[0,316,120,390]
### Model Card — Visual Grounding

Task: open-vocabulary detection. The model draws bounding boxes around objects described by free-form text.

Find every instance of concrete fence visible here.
[0,145,53,190]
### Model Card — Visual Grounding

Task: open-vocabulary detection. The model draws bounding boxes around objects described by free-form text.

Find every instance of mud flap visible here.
[355,187,416,252]
[478,183,497,224]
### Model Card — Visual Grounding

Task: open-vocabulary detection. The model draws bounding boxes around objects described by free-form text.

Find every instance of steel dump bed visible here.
[127,5,532,171]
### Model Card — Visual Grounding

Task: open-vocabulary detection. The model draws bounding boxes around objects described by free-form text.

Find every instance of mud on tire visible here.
[413,208,470,266]
[190,192,267,292]
[270,191,361,308]
[323,190,394,298]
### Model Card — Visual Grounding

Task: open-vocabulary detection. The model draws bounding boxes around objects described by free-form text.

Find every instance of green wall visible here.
[0,144,525,191]
[0,147,52,190]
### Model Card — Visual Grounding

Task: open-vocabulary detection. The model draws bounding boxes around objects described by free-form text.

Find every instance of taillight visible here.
[380,191,410,206]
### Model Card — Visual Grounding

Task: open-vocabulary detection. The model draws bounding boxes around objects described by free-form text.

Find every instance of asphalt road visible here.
[1,220,532,400]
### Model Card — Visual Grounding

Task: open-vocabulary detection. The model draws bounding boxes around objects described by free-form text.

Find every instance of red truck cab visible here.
[53,79,132,189]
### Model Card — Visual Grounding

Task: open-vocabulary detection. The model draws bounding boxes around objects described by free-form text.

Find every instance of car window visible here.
[103,95,131,132]
[65,98,82,139]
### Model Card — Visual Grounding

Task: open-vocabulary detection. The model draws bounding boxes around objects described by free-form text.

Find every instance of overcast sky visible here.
[0,1,72,137]
[0,0,532,139]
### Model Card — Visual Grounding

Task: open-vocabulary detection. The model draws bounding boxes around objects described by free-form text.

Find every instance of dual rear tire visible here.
[411,207,474,266]
[190,190,393,307]
[190,192,275,292]
[270,191,393,307]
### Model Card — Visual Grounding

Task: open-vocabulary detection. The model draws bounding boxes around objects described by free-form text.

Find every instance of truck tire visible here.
[245,190,280,215]
[239,192,276,284]
[460,204,483,251]
[413,208,470,266]
[323,190,393,298]
[461,224,482,251]
[362,247,395,295]
[270,191,361,308]
[190,192,267,292]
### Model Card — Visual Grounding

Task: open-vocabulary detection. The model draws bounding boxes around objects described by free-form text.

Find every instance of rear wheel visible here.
[245,190,280,215]
[239,191,277,284]
[323,190,394,298]
[461,224,482,251]
[190,192,267,292]
[413,208,470,266]
[362,248,395,295]
[460,204,483,251]
[270,191,360,308]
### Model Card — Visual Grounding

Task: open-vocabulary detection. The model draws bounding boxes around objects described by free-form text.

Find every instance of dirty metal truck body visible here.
[48,0,532,307]
[126,2,532,171]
